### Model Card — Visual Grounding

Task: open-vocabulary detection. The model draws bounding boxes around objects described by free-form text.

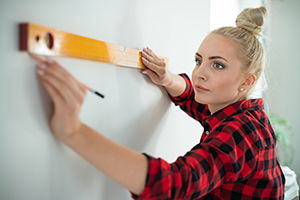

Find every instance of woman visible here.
[33,6,285,199]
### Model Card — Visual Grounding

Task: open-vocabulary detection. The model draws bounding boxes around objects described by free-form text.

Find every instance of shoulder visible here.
[204,113,264,152]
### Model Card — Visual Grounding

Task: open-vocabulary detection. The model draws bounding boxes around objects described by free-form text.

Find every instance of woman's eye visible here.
[195,59,202,66]
[214,63,224,69]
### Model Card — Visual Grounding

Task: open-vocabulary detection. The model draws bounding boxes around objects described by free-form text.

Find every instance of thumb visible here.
[141,69,159,83]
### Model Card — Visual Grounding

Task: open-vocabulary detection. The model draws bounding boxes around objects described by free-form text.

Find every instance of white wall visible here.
[210,0,263,31]
[0,0,210,199]
[264,0,300,184]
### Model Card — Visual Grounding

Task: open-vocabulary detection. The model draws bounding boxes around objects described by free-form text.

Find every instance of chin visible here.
[194,96,208,105]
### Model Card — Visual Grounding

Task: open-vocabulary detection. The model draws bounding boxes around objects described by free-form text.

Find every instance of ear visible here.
[241,74,256,91]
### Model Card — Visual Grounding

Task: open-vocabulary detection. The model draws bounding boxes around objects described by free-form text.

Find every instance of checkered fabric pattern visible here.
[132,74,285,200]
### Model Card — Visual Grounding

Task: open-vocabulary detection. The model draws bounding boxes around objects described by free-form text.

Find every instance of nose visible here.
[194,62,207,81]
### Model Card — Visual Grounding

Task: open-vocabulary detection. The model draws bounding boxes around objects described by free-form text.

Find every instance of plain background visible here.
[264,0,300,184]
[1,0,299,199]
[0,0,209,199]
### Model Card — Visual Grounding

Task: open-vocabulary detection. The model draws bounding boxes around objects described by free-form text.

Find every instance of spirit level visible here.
[19,23,168,69]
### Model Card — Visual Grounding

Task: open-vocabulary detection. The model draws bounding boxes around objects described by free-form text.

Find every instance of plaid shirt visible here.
[132,74,285,200]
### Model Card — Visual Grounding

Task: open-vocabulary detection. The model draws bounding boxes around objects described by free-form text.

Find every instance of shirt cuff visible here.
[130,153,165,199]
[168,73,194,106]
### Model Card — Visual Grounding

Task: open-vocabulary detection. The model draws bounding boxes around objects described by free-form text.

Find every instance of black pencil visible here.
[90,88,105,98]
[81,82,104,99]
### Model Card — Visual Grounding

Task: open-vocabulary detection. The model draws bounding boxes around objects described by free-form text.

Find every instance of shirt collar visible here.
[202,98,264,129]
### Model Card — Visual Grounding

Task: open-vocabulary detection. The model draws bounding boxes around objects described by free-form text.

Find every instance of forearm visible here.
[32,55,148,195]
[164,73,186,97]
[61,123,148,195]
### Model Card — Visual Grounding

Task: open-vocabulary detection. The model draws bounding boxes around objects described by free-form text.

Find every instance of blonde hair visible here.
[211,6,267,98]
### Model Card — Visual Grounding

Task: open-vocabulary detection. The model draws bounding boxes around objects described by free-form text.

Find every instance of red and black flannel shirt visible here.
[132,74,285,200]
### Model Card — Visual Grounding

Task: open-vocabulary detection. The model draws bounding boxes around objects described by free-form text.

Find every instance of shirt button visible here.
[205,131,209,134]
[206,120,209,123]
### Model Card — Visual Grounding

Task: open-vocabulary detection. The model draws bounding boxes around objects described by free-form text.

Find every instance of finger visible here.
[144,48,157,60]
[40,75,63,105]
[155,56,166,67]
[30,53,56,63]
[37,62,84,102]
[142,49,166,76]
[56,70,86,102]
[141,69,160,83]
[37,68,74,104]
[141,56,165,75]
[32,54,86,103]
[78,81,91,91]
[30,53,47,64]
[39,70,87,112]
[142,48,166,67]
[142,48,156,64]
[44,56,55,64]
[36,69,63,104]
[76,81,89,97]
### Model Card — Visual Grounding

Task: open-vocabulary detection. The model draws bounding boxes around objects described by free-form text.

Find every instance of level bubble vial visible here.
[45,32,54,49]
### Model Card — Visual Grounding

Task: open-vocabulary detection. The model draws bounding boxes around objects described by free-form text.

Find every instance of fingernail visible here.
[37,64,47,69]
[36,69,45,75]
[142,70,147,74]
[46,57,54,64]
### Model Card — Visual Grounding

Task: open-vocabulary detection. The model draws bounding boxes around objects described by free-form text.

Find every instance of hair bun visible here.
[235,6,267,37]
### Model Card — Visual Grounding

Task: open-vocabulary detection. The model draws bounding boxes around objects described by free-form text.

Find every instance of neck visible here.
[208,96,246,114]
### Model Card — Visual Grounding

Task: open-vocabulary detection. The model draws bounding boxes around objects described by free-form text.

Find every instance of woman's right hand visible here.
[30,54,87,142]
[141,47,173,87]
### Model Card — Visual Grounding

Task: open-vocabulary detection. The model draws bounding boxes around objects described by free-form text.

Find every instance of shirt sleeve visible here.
[131,121,260,199]
[168,73,210,122]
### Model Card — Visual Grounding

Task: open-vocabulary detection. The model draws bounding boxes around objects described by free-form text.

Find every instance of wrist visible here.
[163,73,186,97]
[58,122,85,144]
[162,71,175,88]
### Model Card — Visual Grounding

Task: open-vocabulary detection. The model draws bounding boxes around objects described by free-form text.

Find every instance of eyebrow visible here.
[195,52,228,62]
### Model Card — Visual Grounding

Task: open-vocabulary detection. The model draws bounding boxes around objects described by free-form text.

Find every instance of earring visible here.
[240,88,244,91]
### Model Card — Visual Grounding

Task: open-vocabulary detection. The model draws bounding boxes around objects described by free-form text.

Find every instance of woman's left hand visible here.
[31,54,88,141]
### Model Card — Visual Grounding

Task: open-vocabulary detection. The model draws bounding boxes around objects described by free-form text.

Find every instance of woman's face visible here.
[192,34,245,114]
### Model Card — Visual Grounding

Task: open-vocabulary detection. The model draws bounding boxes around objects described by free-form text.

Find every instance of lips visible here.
[194,84,210,92]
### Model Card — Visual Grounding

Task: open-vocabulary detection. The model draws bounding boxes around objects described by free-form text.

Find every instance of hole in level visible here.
[120,46,126,51]
[36,35,40,42]
[45,32,54,49]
